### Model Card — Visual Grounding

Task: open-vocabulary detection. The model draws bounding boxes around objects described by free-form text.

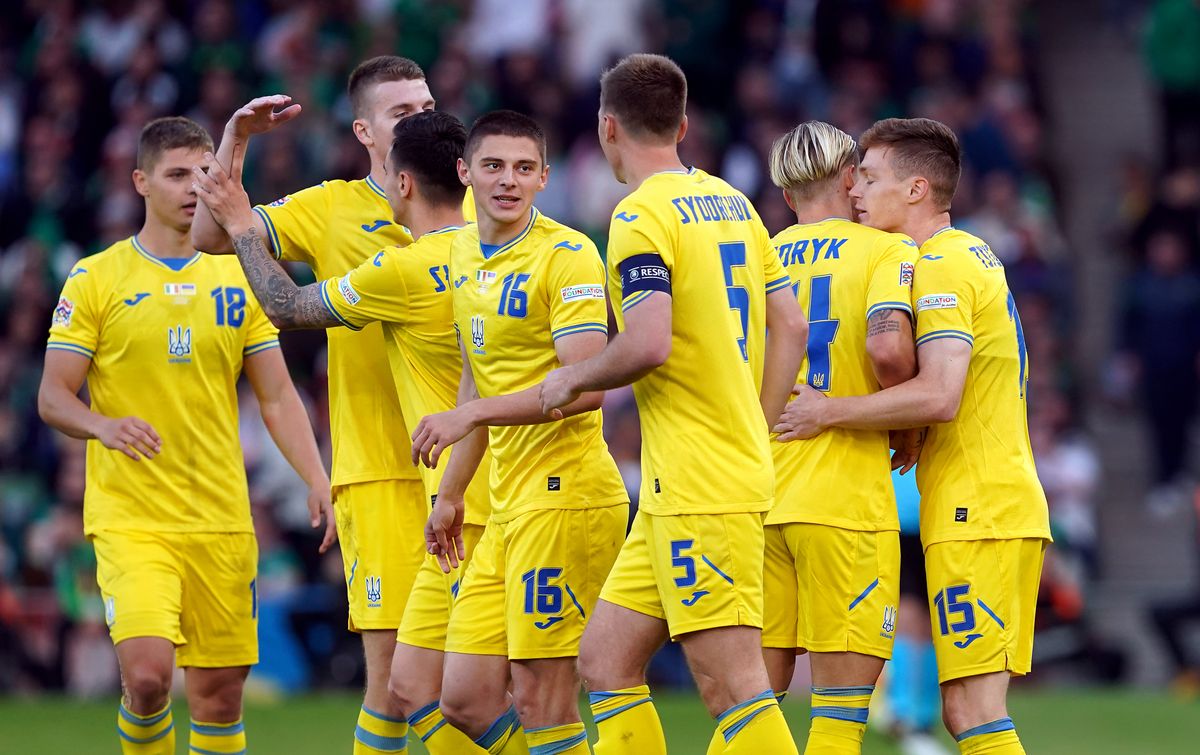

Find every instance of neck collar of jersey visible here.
[929,225,956,239]
[479,208,539,260]
[816,216,851,223]
[652,166,697,176]
[426,224,463,236]
[365,175,387,198]
[132,235,200,271]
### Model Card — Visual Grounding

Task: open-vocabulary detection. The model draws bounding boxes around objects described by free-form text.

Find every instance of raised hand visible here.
[225,95,303,142]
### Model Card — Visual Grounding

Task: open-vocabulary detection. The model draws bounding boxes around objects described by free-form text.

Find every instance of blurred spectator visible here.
[1143,0,1200,165]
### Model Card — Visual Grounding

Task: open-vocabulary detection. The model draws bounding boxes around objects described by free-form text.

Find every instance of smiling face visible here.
[849,145,914,233]
[460,134,548,231]
[134,146,207,233]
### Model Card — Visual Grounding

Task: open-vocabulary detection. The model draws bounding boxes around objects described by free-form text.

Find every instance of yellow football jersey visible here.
[462,186,476,223]
[912,227,1050,546]
[320,226,489,526]
[47,236,278,535]
[254,177,417,486]
[607,168,790,515]
[449,209,627,521]
[767,219,917,531]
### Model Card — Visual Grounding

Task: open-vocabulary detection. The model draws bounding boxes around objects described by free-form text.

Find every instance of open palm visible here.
[228,95,303,139]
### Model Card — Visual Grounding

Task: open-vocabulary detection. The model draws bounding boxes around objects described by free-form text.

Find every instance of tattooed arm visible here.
[193,154,338,330]
[865,308,916,387]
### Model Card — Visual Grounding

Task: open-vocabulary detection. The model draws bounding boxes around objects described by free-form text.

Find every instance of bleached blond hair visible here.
[768,121,858,199]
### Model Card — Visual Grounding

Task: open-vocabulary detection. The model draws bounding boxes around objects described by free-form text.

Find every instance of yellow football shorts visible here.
[600,510,765,639]
[335,479,429,631]
[396,523,487,652]
[924,537,1047,684]
[445,505,627,660]
[762,522,899,658]
[92,530,258,668]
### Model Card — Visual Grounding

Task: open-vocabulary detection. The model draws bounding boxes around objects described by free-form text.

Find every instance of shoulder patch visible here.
[899,261,914,286]
[916,293,958,311]
[53,297,74,327]
[338,275,361,305]
[561,284,605,302]
[268,196,291,208]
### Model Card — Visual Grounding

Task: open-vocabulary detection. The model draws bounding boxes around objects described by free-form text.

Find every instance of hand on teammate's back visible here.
[95,415,162,461]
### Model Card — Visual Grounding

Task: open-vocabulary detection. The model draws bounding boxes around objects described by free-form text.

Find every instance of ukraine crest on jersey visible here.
[606,168,790,515]
[320,226,490,526]
[768,218,917,532]
[912,227,1050,546]
[254,177,416,487]
[46,236,278,535]
[448,209,627,521]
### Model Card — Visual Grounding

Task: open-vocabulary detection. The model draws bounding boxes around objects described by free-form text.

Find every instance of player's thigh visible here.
[510,656,584,726]
[445,521,508,657]
[338,479,428,631]
[762,523,800,651]
[578,598,670,689]
[440,651,511,731]
[503,505,627,661]
[397,523,487,653]
[793,523,898,660]
[646,512,766,638]
[92,530,185,648]
[924,538,1046,684]
[177,533,259,669]
[598,509,668,623]
[677,624,772,716]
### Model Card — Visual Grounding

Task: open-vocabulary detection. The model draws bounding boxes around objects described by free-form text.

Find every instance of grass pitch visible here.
[1,688,1196,753]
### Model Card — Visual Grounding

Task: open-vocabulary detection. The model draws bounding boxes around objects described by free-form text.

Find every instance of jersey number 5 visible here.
[719,242,749,362]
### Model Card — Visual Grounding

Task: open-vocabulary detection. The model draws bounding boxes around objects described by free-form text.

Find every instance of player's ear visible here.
[601,113,617,144]
[842,164,857,191]
[676,115,688,145]
[908,176,930,205]
[457,157,471,187]
[781,188,796,213]
[132,168,150,198]
[352,118,371,149]
[537,163,549,192]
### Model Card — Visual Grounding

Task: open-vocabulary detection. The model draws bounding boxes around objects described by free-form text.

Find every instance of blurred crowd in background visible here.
[0,0,1195,697]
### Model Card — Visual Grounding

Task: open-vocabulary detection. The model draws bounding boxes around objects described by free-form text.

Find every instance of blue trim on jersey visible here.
[243,339,280,356]
[190,721,244,736]
[362,706,407,725]
[812,685,876,697]
[929,225,956,239]
[480,209,539,260]
[915,329,974,348]
[551,321,608,340]
[47,341,95,357]
[528,729,588,754]
[811,705,870,724]
[621,290,655,312]
[354,725,407,752]
[955,717,1014,742]
[319,283,363,331]
[251,206,284,260]
[426,225,464,236]
[976,598,1006,629]
[702,555,734,585]
[866,301,914,319]
[848,578,880,611]
[765,275,792,294]
[132,235,200,271]
[365,175,387,198]
[117,724,174,744]
[120,704,170,727]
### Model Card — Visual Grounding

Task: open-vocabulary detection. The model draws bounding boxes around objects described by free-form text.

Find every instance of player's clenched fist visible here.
[96,415,162,460]
[410,407,475,468]
[225,95,303,140]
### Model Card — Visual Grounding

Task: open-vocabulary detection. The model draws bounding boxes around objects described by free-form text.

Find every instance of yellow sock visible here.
[589,685,666,755]
[957,718,1024,754]
[354,706,408,754]
[524,722,589,754]
[706,692,788,755]
[189,718,246,754]
[407,701,487,754]
[714,690,798,754]
[474,706,528,755]
[117,701,175,754]
[805,685,873,754]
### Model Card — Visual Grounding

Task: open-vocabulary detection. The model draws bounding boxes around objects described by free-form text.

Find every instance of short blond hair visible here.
[769,121,858,200]
[859,117,961,209]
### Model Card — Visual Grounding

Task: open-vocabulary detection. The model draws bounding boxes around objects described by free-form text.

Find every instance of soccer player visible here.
[762,121,919,754]
[37,116,332,755]
[193,110,502,754]
[538,54,807,755]
[775,118,1051,755]
[190,56,440,753]
[411,110,629,755]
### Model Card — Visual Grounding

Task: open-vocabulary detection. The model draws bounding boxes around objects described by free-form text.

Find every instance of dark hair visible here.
[389,111,468,206]
[599,53,687,141]
[859,118,962,209]
[463,110,547,165]
[137,117,213,171]
[348,56,426,117]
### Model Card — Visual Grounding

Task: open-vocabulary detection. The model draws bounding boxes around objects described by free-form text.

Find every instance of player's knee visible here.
[386,671,419,716]
[577,636,640,691]
[123,662,172,711]
[439,692,488,737]
[190,671,247,722]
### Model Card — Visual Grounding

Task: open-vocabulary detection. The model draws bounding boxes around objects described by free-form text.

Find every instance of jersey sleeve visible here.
[253,182,333,266]
[47,263,101,359]
[912,252,976,348]
[546,237,609,341]
[759,222,791,294]
[319,247,410,332]
[607,199,675,313]
[865,234,919,320]
[242,294,280,356]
